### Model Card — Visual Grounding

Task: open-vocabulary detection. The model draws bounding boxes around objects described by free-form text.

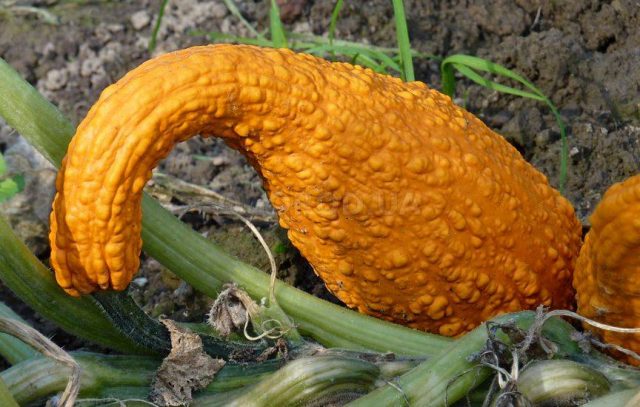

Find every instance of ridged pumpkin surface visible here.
[50,45,582,336]
[574,174,640,362]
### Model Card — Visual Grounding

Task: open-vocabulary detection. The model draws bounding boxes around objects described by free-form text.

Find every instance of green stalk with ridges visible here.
[1,352,158,405]
[0,377,18,407]
[1,351,282,405]
[347,312,609,406]
[196,356,379,406]
[0,302,37,365]
[347,323,493,406]
[584,389,640,406]
[514,359,610,405]
[91,291,267,358]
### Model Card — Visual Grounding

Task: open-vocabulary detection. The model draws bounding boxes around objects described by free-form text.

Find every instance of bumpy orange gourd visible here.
[50,45,582,336]
[574,174,640,363]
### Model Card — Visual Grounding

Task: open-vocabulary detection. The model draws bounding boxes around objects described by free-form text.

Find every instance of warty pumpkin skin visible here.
[574,174,640,363]
[49,44,582,336]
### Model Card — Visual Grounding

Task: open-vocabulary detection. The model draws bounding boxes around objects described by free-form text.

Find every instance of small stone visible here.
[94,24,112,44]
[43,69,68,90]
[41,42,56,59]
[80,57,101,77]
[67,60,80,76]
[534,130,552,147]
[277,0,306,23]
[107,23,124,33]
[130,10,151,31]
[210,3,228,19]
[292,21,312,34]
[90,72,108,89]
[132,277,148,287]
[220,18,232,34]
[100,42,122,63]
[211,156,228,166]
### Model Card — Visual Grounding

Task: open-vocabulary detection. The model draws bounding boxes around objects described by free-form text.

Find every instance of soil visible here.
[0,0,638,371]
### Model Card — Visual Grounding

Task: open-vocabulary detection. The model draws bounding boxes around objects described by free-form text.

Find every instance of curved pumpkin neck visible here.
[49,44,387,295]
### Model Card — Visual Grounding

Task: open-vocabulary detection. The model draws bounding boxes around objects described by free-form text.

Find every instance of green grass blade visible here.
[148,0,169,53]
[440,54,568,192]
[269,0,288,48]
[369,50,402,72]
[451,64,545,101]
[303,44,400,73]
[440,61,456,97]
[0,153,6,175]
[305,49,386,73]
[3,6,59,25]
[305,44,402,72]
[391,0,414,81]
[203,28,441,68]
[328,0,344,46]
[351,53,387,73]
[289,32,397,53]
[222,0,265,40]
[203,31,275,47]
[442,54,546,98]
[289,32,438,58]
